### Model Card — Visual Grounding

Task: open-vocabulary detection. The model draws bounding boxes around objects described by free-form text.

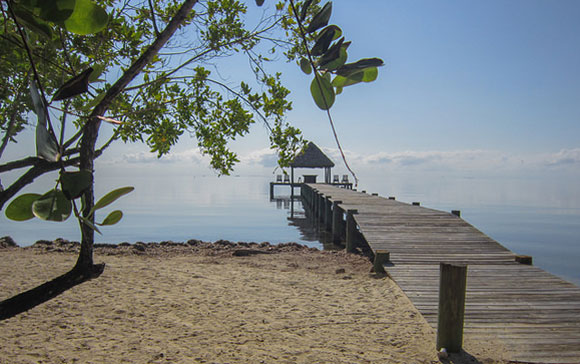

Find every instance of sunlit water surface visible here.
[1,174,578,286]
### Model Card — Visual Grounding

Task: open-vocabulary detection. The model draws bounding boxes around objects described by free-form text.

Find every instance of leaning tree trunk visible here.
[0,0,199,321]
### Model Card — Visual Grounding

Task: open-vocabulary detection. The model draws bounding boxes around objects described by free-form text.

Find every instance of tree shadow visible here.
[0,263,104,321]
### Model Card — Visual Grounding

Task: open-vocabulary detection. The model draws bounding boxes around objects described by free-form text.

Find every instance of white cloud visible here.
[240,148,278,168]
[119,148,206,164]
[545,148,580,167]
[322,147,508,171]
[100,144,580,177]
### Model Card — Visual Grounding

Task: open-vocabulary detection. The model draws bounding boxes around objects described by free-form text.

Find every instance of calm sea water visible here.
[1,173,579,286]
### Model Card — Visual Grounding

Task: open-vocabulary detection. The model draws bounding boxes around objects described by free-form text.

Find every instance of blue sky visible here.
[4,0,580,182]
[113,0,579,181]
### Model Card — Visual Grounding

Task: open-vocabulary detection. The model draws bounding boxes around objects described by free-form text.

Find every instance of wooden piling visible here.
[452,210,461,217]
[437,263,467,353]
[412,202,420,206]
[388,196,395,200]
[324,196,333,231]
[318,193,325,221]
[331,200,343,242]
[345,209,359,252]
[373,250,390,274]
[515,255,533,265]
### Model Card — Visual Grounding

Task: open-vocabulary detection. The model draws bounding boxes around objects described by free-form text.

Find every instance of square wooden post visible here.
[331,200,343,242]
[373,250,390,274]
[345,209,359,252]
[324,196,333,231]
[437,263,467,353]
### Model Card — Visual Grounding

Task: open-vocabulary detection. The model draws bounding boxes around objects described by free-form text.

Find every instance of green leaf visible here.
[79,216,102,234]
[99,210,123,226]
[322,46,347,71]
[332,67,379,89]
[32,189,72,221]
[52,67,93,101]
[299,57,312,75]
[5,194,41,221]
[13,6,53,38]
[31,81,59,161]
[60,170,93,200]
[63,0,108,35]
[92,186,134,213]
[311,26,338,56]
[336,58,384,77]
[300,0,314,22]
[88,64,105,82]
[319,39,348,71]
[39,0,74,23]
[306,2,332,33]
[310,73,335,110]
[81,90,106,111]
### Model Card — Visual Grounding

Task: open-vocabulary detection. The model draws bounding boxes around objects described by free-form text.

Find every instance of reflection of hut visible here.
[290,142,335,184]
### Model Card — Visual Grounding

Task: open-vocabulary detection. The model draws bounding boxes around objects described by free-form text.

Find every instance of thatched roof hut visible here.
[290,142,334,184]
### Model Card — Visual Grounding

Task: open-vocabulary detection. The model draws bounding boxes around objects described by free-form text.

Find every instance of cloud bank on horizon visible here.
[101,146,580,178]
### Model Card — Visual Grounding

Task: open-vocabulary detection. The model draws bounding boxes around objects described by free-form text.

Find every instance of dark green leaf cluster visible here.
[287,0,384,110]
[5,169,133,234]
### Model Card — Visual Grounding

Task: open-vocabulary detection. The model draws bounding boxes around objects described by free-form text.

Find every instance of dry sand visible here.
[0,241,508,364]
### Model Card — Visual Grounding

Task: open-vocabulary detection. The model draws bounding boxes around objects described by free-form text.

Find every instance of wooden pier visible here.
[301,183,580,364]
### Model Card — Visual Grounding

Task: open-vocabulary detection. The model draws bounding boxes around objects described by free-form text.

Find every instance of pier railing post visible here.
[345,209,359,252]
[331,200,343,243]
[437,263,467,353]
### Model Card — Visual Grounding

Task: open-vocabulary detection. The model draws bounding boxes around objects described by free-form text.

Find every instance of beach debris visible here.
[232,249,272,257]
[437,347,449,360]
[0,236,17,248]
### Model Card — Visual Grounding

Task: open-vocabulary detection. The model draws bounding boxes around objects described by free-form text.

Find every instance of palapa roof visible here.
[290,142,335,168]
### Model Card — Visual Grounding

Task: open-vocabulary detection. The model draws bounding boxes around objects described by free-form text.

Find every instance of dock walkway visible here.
[303,183,580,364]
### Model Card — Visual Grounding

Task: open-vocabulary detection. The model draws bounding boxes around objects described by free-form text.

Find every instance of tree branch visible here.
[0,157,79,209]
[0,148,80,173]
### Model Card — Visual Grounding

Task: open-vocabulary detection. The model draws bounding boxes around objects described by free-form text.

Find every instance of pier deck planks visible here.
[306,184,580,364]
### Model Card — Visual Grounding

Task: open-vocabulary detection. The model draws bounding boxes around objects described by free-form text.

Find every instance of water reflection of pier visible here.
[271,194,340,249]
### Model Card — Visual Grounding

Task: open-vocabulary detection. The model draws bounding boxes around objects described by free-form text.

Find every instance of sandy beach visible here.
[0,240,507,364]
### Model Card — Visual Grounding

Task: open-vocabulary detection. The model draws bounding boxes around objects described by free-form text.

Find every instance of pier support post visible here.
[515,255,533,265]
[324,196,333,231]
[373,250,390,274]
[318,193,325,221]
[437,263,467,353]
[345,209,359,252]
[331,200,343,243]
[452,210,461,217]
[312,190,320,222]
[412,202,420,206]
